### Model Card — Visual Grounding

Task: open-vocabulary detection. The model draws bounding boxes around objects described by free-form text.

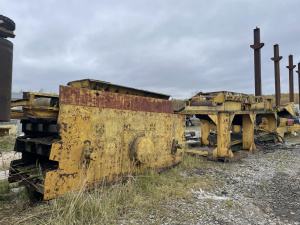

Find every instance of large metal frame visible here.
[9,80,185,200]
[179,91,276,159]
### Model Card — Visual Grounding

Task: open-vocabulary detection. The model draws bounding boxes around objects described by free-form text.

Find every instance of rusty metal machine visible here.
[276,102,300,137]
[270,46,300,137]
[8,79,185,200]
[178,91,276,158]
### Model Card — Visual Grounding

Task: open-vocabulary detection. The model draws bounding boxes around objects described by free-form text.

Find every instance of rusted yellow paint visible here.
[208,115,218,125]
[277,102,295,117]
[11,106,59,119]
[262,114,277,133]
[276,102,300,137]
[182,91,276,159]
[11,92,59,119]
[242,114,256,151]
[277,122,300,138]
[11,92,59,107]
[67,79,169,100]
[287,124,300,133]
[232,125,241,133]
[212,93,225,105]
[200,119,216,145]
[224,101,242,111]
[44,105,185,200]
[185,149,208,156]
[212,112,234,158]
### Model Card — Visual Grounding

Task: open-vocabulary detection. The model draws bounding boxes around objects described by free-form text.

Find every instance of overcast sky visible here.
[2,0,300,99]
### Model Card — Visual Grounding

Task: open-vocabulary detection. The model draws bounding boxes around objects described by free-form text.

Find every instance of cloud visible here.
[2,0,300,98]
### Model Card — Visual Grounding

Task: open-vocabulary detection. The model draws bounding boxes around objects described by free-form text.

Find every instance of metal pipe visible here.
[0,38,13,121]
[271,44,282,107]
[286,54,296,102]
[296,62,300,106]
[0,15,15,122]
[250,27,264,96]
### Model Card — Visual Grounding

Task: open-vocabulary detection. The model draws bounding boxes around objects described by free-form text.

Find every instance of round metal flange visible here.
[131,137,154,164]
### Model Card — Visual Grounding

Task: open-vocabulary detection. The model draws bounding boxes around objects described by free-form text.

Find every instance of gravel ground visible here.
[145,142,300,225]
[2,130,300,224]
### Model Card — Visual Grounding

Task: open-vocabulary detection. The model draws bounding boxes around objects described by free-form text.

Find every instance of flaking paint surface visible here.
[43,88,185,200]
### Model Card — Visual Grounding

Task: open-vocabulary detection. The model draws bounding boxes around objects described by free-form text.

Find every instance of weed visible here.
[224,200,234,207]
[259,183,267,189]
[0,180,10,194]
[275,167,286,174]
[0,136,16,152]
[243,193,252,198]
[205,198,213,204]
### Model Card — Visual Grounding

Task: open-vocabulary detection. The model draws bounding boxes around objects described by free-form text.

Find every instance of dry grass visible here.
[0,154,221,224]
[0,136,16,152]
[264,93,299,106]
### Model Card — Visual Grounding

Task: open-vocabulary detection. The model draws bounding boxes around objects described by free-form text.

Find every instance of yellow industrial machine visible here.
[276,102,300,137]
[179,91,277,159]
[8,79,185,200]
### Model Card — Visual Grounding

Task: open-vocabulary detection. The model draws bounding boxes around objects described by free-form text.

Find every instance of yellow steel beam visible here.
[11,106,59,119]
[242,113,256,151]
[232,125,241,133]
[185,149,208,156]
[263,114,277,133]
[208,115,218,125]
[11,99,30,107]
[213,112,234,158]
[200,119,216,146]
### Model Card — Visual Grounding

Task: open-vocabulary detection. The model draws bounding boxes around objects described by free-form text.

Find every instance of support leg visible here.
[264,114,276,132]
[213,112,234,158]
[200,119,210,146]
[200,119,216,145]
[242,114,256,151]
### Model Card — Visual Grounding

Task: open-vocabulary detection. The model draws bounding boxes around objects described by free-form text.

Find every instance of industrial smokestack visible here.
[271,44,282,107]
[250,27,264,96]
[286,54,296,103]
[0,15,15,122]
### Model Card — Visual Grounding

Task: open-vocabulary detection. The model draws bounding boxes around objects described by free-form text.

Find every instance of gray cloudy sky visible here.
[2,0,300,98]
